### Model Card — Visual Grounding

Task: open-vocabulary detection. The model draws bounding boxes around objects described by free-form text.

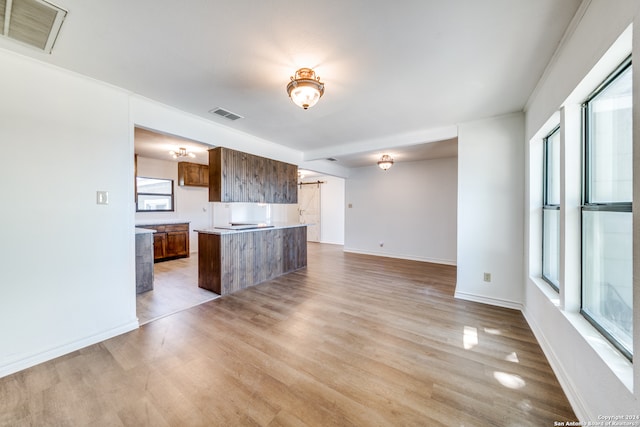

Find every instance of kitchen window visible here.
[136,177,175,212]
[581,56,632,360]
[542,126,560,291]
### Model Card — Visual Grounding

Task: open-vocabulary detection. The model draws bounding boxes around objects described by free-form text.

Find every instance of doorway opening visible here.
[134,126,217,324]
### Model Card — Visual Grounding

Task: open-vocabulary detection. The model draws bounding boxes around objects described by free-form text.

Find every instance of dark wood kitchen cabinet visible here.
[178,162,209,187]
[137,223,190,261]
[209,147,298,204]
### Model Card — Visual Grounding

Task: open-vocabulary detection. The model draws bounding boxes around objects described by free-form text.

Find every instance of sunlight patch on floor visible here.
[505,351,520,363]
[463,326,478,349]
[494,371,526,389]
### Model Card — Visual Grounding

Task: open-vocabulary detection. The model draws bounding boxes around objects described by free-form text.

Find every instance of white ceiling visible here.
[1,0,582,170]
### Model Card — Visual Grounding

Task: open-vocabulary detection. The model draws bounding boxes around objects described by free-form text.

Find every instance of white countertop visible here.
[135,220,191,227]
[196,223,308,235]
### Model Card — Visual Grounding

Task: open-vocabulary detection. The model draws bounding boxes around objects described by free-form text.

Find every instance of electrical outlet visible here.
[96,191,109,205]
[483,272,491,282]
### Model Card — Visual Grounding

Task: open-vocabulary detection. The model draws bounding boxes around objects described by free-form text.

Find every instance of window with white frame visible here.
[542,126,561,291]
[581,56,632,360]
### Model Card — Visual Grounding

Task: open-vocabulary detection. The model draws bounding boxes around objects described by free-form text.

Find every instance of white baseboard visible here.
[315,240,344,246]
[343,247,456,266]
[454,290,523,311]
[0,320,139,379]
[521,308,589,422]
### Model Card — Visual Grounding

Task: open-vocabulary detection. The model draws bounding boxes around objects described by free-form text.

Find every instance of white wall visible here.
[0,49,138,377]
[319,175,345,245]
[344,157,457,264]
[523,0,640,419]
[211,202,298,226]
[455,113,525,309]
[135,156,210,252]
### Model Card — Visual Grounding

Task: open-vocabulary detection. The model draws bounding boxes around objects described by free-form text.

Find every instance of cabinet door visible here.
[264,157,277,203]
[273,160,285,203]
[209,149,223,201]
[274,161,297,203]
[179,162,209,187]
[249,154,267,203]
[285,163,298,203]
[166,231,189,257]
[153,232,167,260]
[199,164,209,187]
[234,150,250,202]
[223,148,249,202]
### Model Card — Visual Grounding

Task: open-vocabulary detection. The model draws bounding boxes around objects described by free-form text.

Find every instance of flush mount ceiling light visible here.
[286,68,325,110]
[169,147,196,159]
[377,154,394,170]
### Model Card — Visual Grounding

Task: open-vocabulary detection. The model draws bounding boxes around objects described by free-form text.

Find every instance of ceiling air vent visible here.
[209,107,244,121]
[0,0,67,53]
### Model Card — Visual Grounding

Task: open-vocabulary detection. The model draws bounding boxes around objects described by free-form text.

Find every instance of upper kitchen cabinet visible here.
[178,162,209,187]
[209,147,298,204]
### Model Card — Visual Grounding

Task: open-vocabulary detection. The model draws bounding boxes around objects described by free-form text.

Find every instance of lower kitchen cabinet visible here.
[135,229,154,293]
[197,225,307,295]
[137,223,190,261]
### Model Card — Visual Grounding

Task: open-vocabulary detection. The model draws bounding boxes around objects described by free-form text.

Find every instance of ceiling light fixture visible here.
[287,68,325,110]
[169,147,196,159]
[377,154,394,170]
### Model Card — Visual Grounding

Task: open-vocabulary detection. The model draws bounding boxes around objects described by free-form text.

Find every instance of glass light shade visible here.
[377,154,394,170]
[287,68,325,110]
[290,85,321,110]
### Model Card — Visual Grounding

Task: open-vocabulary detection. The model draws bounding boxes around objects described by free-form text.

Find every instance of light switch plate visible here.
[96,191,109,205]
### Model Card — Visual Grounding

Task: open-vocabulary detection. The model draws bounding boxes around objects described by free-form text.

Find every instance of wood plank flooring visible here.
[0,243,576,426]
[136,256,218,325]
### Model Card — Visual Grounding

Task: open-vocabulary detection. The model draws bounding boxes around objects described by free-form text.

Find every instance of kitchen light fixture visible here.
[169,147,196,159]
[377,154,394,170]
[287,68,325,110]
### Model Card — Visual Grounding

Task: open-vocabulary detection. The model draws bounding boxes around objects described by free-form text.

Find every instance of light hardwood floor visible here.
[0,243,575,426]
[136,256,218,325]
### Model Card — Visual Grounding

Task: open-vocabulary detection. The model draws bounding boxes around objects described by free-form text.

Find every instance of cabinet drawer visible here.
[163,223,189,232]
[138,223,188,233]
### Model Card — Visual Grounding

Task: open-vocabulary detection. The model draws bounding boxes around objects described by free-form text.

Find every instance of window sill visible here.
[529,275,633,393]
[560,311,633,393]
[530,275,560,307]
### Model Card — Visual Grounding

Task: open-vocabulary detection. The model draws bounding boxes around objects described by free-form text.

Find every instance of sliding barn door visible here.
[298,184,321,242]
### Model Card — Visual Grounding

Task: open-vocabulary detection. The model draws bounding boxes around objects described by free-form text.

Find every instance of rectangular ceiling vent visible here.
[209,107,244,121]
[0,0,67,53]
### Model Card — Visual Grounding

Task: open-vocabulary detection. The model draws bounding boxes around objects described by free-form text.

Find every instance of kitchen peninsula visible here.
[196,224,307,295]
